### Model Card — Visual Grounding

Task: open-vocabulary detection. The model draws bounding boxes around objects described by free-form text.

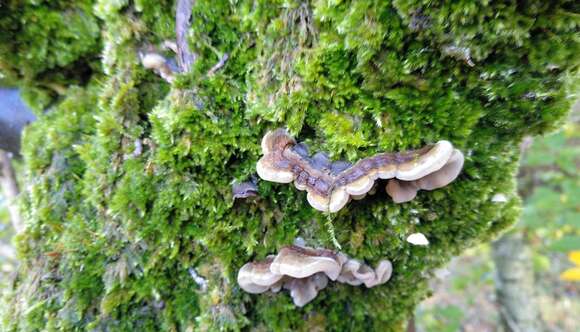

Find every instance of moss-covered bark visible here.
[1,1,578,331]
[0,0,100,111]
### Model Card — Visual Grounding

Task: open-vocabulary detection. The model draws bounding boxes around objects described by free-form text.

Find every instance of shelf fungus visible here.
[406,232,429,246]
[337,259,393,288]
[237,245,392,307]
[232,180,259,199]
[140,52,177,82]
[256,129,464,211]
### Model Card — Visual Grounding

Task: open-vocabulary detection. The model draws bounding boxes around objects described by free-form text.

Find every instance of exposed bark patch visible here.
[176,0,197,72]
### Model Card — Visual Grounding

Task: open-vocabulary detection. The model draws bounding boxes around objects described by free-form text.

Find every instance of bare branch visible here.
[0,150,23,233]
[207,53,229,77]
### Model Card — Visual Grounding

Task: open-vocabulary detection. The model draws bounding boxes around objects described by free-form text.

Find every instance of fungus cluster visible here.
[256,129,464,212]
[237,245,392,307]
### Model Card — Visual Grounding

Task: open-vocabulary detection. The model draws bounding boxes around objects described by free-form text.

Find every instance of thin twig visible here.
[207,53,229,77]
[0,150,23,233]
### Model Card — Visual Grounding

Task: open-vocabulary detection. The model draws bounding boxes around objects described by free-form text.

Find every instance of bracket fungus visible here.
[256,129,464,211]
[336,259,393,288]
[237,256,284,294]
[269,246,344,280]
[406,233,430,246]
[491,193,508,203]
[386,148,465,203]
[237,245,392,307]
[282,273,329,307]
[232,180,259,199]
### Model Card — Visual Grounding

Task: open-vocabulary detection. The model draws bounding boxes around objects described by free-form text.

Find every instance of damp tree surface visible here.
[0,1,578,331]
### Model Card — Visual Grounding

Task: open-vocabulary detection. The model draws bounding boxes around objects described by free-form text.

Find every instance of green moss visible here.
[2,0,579,331]
[0,1,101,112]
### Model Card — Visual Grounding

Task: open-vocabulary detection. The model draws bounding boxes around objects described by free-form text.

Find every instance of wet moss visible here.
[0,1,101,112]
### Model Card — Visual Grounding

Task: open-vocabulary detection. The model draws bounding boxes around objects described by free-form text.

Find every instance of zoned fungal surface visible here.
[257,129,464,212]
[238,245,392,307]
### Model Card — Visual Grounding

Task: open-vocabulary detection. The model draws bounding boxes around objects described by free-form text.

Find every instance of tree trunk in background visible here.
[0,151,22,233]
[492,232,544,332]
[0,89,37,156]
[490,135,546,332]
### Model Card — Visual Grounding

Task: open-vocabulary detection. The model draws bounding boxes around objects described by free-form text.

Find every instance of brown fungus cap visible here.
[337,259,393,288]
[237,245,393,307]
[386,179,419,204]
[394,140,453,181]
[415,149,464,190]
[260,129,296,154]
[237,256,284,294]
[270,245,344,281]
[385,149,465,203]
[255,129,464,211]
[284,273,329,307]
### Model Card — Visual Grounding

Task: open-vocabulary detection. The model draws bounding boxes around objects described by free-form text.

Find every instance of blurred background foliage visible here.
[520,121,580,255]
[0,194,16,288]
[416,108,580,332]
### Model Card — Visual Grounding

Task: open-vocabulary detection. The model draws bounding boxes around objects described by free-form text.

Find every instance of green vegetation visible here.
[520,122,580,255]
[416,120,580,331]
[1,1,578,331]
[0,0,100,112]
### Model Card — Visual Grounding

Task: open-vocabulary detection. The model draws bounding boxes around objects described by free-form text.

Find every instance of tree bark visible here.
[0,150,22,233]
[492,232,544,332]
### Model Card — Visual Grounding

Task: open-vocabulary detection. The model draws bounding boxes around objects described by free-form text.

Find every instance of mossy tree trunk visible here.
[1,1,578,331]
